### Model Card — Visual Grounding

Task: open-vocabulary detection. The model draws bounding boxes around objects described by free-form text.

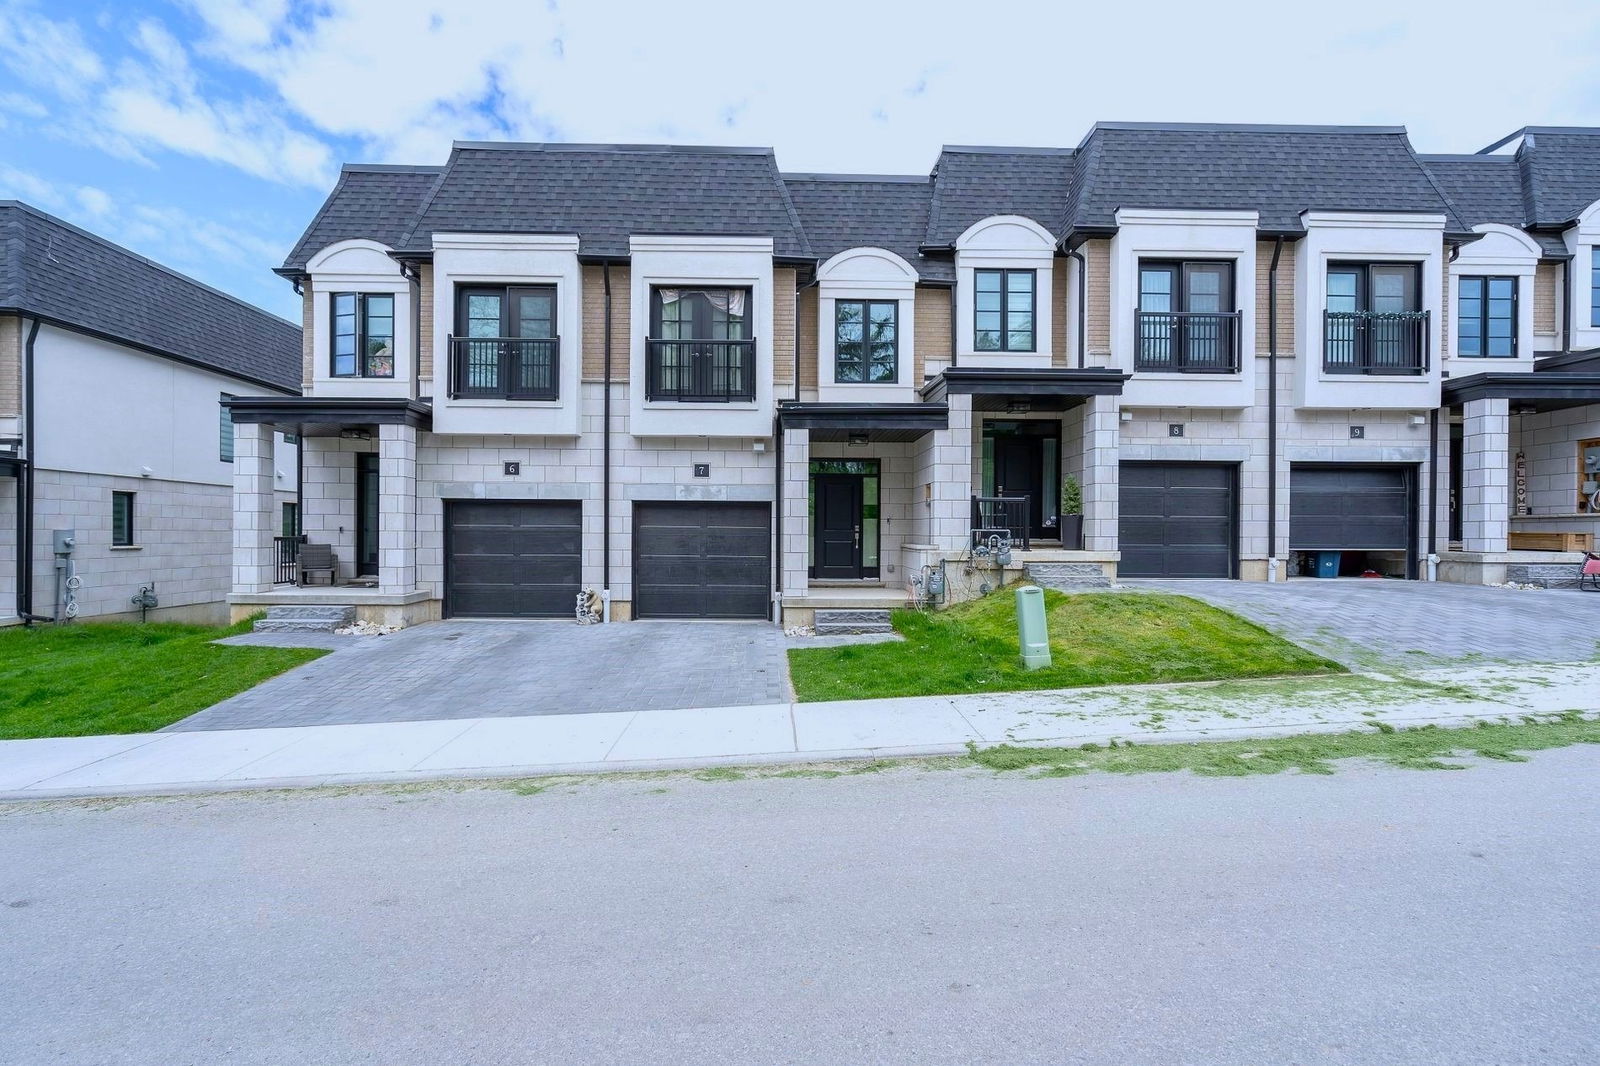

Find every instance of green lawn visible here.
[788,589,1342,702]
[0,619,328,740]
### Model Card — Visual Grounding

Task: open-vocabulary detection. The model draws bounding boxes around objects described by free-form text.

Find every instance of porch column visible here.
[231,422,276,593]
[1460,397,1510,553]
[781,428,810,597]
[377,423,417,592]
[931,392,973,553]
[1080,394,1119,552]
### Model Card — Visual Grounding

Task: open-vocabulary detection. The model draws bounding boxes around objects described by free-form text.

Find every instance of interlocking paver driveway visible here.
[1127,579,1600,668]
[170,620,791,731]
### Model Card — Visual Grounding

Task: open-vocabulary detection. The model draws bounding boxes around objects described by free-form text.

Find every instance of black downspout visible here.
[19,317,49,623]
[1428,408,1439,567]
[1267,237,1283,580]
[296,422,304,538]
[1067,248,1087,368]
[1563,259,1573,350]
[602,261,613,617]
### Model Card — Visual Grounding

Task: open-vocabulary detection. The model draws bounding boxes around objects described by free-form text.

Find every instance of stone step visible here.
[814,608,895,636]
[254,604,355,632]
[1024,562,1112,590]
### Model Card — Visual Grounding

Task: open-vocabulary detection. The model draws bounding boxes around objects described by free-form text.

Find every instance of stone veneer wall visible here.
[1508,401,1600,540]
[21,469,233,621]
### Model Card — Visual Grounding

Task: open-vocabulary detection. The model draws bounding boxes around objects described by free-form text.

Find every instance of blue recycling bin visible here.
[1313,551,1342,579]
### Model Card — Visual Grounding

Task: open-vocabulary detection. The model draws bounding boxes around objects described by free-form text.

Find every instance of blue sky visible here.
[2,0,1598,321]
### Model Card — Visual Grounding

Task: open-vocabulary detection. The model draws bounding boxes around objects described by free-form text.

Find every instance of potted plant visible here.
[1059,474,1083,549]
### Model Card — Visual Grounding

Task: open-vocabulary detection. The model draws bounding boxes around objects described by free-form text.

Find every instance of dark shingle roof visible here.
[1417,154,1567,256]
[924,147,1075,246]
[1063,122,1473,237]
[0,202,300,392]
[1508,127,1600,227]
[394,142,811,259]
[782,175,948,282]
[281,164,444,273]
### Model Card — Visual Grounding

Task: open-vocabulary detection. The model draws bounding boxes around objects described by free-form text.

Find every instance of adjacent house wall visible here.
[0,314,20,429]
[300,281,316,394]
[1533,261,1562,348]
[913,285,950,383]
[796,285,818,397]
[580,263,631,383]
[417,264,434,392]
[772,266,797,390]
[1083,239,1111,362]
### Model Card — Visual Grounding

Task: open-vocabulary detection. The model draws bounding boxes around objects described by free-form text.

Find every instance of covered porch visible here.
[1441,354,1600,585]
[223,397,436,624]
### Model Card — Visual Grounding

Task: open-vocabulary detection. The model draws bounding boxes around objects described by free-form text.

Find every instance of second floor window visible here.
[1325,262,1427,374]
[835,301,897,383]
[647,287,754,402]
[1458,276,1516,357]
[1591,248,1600,328]
[452,286,559,400]
[974,269,1035,352]
[1136,261,1237,372]
[332,293,395,378]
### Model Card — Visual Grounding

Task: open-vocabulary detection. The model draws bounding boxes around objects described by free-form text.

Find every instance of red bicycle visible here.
[1581,553,1600,591]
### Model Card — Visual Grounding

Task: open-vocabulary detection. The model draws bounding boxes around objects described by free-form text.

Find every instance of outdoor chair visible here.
[298,543,338,586]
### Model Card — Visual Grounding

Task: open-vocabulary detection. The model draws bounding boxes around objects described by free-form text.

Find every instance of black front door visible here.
[355,452,379,576]
[993,435,1052,541]
[813,474,863,580]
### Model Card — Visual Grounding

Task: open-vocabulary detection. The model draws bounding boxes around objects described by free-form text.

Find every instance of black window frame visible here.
[833,299,899,384]
[647,286,752,340]
[330,291,397,379]
[1326,262,1422,315]
[1457,275,1518,358]
[454,285,559,341]
[112,491,135,547]
[281,501,299,539]
[1591,247,1600,329]
[973,268,1036,352]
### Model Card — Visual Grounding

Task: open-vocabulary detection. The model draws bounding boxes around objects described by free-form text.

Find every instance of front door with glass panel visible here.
[809,460,879,580]
[982,422,1060,542]
[356,452,379,577]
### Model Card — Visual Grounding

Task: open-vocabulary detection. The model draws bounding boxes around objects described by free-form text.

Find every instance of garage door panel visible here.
[634,502,771,619]
[446,501,582,618]
[1290,466,1412,552]
[1117,462,1236,578]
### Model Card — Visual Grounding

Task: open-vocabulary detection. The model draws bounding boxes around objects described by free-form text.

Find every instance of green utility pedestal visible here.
[1015,585,1051,670]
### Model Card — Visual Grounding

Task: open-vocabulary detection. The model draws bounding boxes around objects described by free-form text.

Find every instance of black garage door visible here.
[634,502,771,619]
[1290,465,1414,569]
[1118,462,1237,578]
[445,500,582,618]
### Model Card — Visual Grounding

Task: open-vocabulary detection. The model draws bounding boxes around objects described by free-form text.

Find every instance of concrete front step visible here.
[1025,562,1112,591]
[814,608,894,636]
[253,605,355,632]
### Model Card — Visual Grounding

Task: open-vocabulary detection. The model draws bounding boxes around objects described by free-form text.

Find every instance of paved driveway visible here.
[1129,579,1600,668]
[171,621,791,731]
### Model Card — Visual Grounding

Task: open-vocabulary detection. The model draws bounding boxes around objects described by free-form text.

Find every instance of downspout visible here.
[1067,248,1087,368]
[295,422,304,539]
[948,279,958,368]
[19,317,51,623]
[602,260,613,622]
[1427,408,1440,580]
[1563,258,1573,350]
[1266,237,1283,583]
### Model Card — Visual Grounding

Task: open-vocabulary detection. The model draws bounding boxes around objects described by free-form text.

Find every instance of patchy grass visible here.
[966,712,1600,778]
[788,590,1341,702]
[0,619,327,739]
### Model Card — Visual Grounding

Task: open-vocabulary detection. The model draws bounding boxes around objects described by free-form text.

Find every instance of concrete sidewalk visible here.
[3,661,1597,799]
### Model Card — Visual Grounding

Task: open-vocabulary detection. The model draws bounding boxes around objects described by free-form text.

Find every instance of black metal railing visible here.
[646,338,757,402]
[449,336,560,399]
[273,535,302,585]
[1134,310,1241,373]
[1323,310,1429,375]
[972,495,1030,551]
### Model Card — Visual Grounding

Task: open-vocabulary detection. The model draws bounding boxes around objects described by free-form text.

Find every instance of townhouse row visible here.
[225,123,1600,626]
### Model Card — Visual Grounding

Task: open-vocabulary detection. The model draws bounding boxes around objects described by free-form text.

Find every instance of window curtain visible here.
[657,288,747,318]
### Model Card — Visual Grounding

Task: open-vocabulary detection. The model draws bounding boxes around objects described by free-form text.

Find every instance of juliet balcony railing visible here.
[1134,310,1241,373]
[449,336,560,400]
[1323,310,1430,375]
[972,495,1030,552]
[645,338,757,402]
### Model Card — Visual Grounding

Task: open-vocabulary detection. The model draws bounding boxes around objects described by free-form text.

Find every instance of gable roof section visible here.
[395,142,812,259]
[924,146,1075,247]
[1502,127,1600,228]
[1,202,300,393]
[1418,154,1567,256]
[280,164,444,273]
[1063,122,1473,238]
[782,174,948,282]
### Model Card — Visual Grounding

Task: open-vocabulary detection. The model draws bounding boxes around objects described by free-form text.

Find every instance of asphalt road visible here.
[2,750,1597,1065]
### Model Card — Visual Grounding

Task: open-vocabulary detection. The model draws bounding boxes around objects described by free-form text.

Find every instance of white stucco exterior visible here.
[1445,223,1541,376]
[953,215,1055,368]
[814,247,919,404]
[307,239,415,401]
[1563,198,1600,351]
